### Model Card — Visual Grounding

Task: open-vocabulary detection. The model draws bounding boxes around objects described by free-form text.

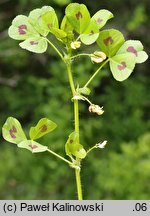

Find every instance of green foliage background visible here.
[0,0,149,199]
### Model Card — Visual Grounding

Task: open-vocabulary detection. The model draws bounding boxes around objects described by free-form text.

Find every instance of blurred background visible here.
[0,0,150,199]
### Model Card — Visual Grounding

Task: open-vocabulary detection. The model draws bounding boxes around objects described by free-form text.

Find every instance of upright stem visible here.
[66,48,83,200]
[74,99,83,200]
[74,100,79,133]
[66,62,76,95]
[75,168,83,200]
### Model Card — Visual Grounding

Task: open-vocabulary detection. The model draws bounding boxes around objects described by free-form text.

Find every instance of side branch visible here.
[84,59,109,87]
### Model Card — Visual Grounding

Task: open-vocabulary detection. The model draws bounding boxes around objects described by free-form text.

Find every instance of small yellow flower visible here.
[89,104,104,115]
[71,41,81,49]
[91,51,107,63]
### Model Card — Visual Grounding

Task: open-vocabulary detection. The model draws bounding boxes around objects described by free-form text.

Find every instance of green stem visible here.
[84,59,109,88]
[75,168,83,200]
[74,99,83,200]
[66,62,76,95]
[86,146,96,155]
[71,53,91,60]
[82,96,92,105]
[47,149,72,166]
[66,48,83,200]
[74,99,79,133]
[46,38,64,61]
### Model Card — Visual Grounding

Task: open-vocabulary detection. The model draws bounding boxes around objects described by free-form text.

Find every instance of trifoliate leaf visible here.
[50,28,67,40]
[80,19,99,45]
[39,9,67,40]
[40,9,59,30]
[66,142,86,159]
[77,86,91,95]
[8,15,38,40]
[19,36,48,53]
[92,9,113,29]
[65,131,86,159]
[61,16,73,33]
[40,9,67,40]
[2,117,27,144]
[18,140,48,153]
[73,145,86,159]
[28,6,57,37]
[117,40,148,63]
[60,16,74,44]
[109,53,136,81]
[65,3,91,34]
[29,118,57,140]
[65,131,79,156]
[60,16,73,32]
[97,29,125,57]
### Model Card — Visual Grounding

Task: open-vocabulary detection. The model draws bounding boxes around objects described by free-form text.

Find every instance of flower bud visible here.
[89,104,104,115]
[96,140,107,148]
[91,51,107,63]
[71,41,81,49]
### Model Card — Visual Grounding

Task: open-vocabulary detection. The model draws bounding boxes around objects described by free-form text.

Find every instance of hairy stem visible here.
[66,48,83,200]
[74,99,79,133]
[66,62,76,95]
[84,59,109,88]
[74,99,83,200]
[75,168,83,200]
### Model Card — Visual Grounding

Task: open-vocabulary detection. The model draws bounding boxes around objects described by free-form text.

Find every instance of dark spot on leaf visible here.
[97,18,103,24]
[29,144,38,150]
[65,23,68,29]
[40,124,48,132]
[30,41,38,45]
[70,139,73,144]
[104,37,113,46]
[117,61,127,71]
[76,11,83,20]
[9,126,17,139]
[127,46,138,56]
[89,30,94,36]
[18,25,27,35]
[47,23,53,29]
